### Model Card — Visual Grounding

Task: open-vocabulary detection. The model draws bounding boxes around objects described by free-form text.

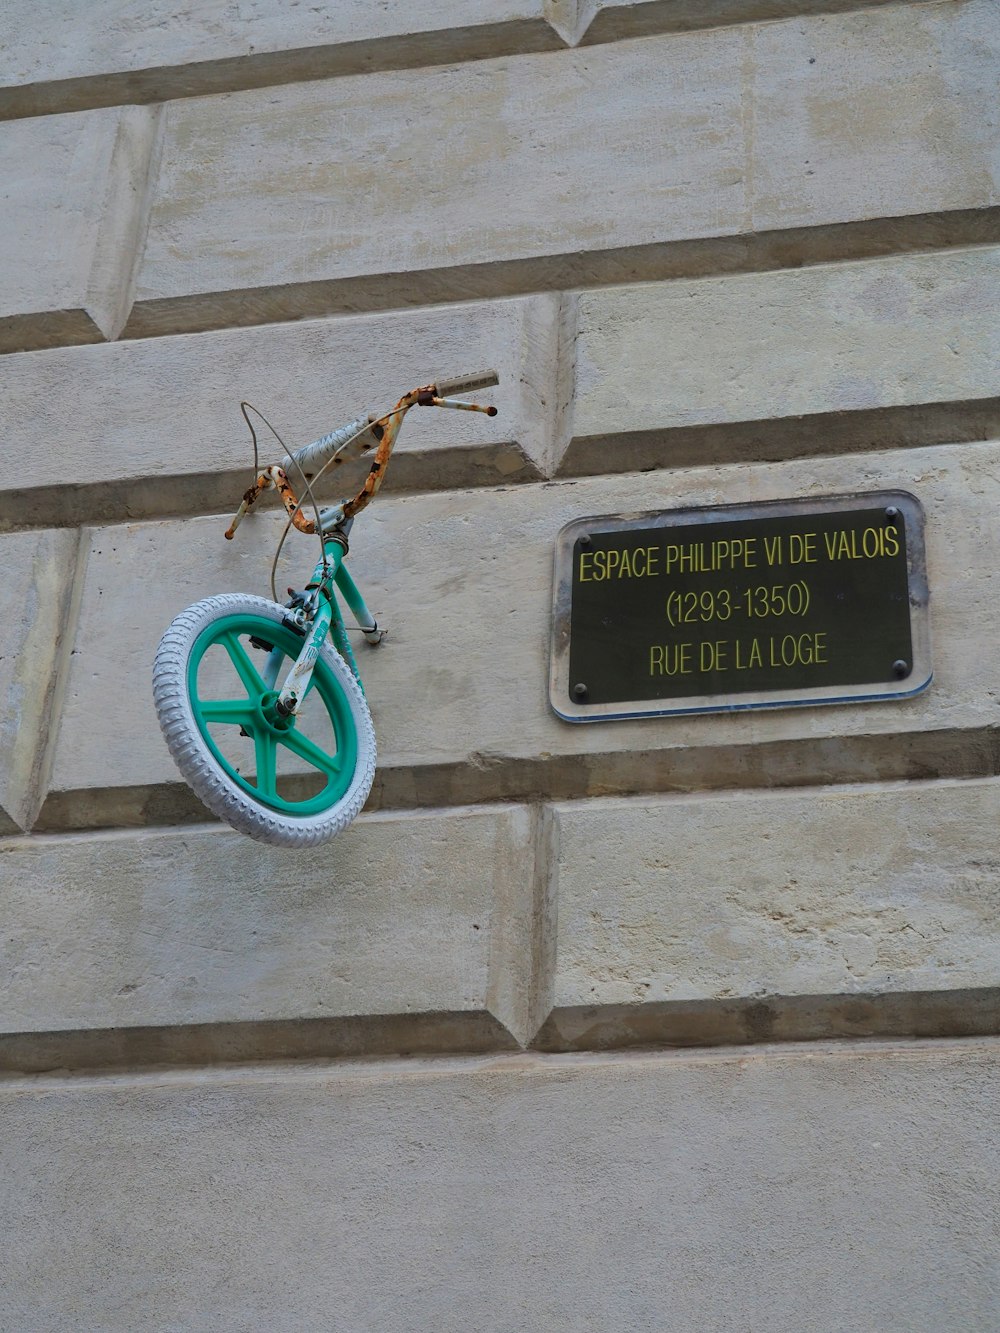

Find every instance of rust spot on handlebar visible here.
[272,467,318,534]
[340,382,438,521]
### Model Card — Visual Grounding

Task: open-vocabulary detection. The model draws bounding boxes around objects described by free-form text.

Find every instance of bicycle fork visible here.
[267,536,383,715]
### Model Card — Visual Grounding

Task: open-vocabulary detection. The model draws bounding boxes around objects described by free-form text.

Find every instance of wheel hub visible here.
[258,690,296,731]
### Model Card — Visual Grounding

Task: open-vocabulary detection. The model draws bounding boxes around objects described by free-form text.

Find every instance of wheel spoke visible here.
[198,698,256,727]
[254,730,278,798]
[221,632,266,698]
[279,725,341,777]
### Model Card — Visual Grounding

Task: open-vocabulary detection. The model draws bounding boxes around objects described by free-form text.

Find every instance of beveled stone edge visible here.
[2,988,997,1076]
[0,0,935,123]
[0,443,543,535]
[118,209,1000,344]
[558,398,1000,478]
[3,208,997,366]
[32,725,1000,835]
[0,1010,521,1075]
[579,0,908,45]
[0,19,568,122]
[532,987,1000,1052]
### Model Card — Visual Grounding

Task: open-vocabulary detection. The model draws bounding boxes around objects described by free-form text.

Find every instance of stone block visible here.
[750,0,1000,233]
[123,29,747,335]
[1,1041,998,1329]
[568,246,1000,471]
[40,439,1000,825]
[0,528,80,833]
[0,804,539,1045]
[548,779,1000,1016]
[0,1,569,117]
[0,106,158,352]
[0,295,557,528]
[122,2,999,337]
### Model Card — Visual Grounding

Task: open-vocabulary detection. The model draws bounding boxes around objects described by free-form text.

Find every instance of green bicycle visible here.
[153,371,499,847]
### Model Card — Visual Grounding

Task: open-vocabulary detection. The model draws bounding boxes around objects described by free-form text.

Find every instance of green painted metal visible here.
[186,612,358,816]
[329,595,362,689]
[334,561,376,633]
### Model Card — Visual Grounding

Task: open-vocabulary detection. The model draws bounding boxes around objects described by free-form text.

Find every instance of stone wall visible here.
[2,2,999,1327]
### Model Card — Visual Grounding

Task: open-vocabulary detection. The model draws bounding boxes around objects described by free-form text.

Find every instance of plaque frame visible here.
[549,490,932,723]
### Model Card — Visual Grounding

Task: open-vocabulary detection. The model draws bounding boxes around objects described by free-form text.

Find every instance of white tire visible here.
[153,593,376,847]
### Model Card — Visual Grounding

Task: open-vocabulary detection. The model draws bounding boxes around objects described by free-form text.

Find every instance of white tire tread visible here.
[152,593,375,848]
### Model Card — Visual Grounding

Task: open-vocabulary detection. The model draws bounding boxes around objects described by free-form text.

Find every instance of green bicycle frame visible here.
[272,536,381,714]
[231,374,498,719]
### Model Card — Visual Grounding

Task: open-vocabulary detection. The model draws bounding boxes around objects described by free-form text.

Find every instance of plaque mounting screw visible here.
[885,506,899,522]
[892,659,910,679]
[579,534,592,548]
[573,682,589,700]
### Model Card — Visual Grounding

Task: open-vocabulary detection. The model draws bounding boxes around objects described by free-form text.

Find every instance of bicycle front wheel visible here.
[153,593,376,847]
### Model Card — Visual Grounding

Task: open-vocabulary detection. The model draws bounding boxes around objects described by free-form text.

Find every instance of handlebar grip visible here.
[433,370,499,397]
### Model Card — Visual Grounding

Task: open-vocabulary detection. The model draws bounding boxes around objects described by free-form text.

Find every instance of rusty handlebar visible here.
[226,372,499,540]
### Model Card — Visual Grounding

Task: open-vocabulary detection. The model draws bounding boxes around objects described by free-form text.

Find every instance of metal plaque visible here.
[550,491,931,722]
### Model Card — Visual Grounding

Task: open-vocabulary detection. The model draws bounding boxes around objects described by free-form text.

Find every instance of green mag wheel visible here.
[153,594,376,847]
